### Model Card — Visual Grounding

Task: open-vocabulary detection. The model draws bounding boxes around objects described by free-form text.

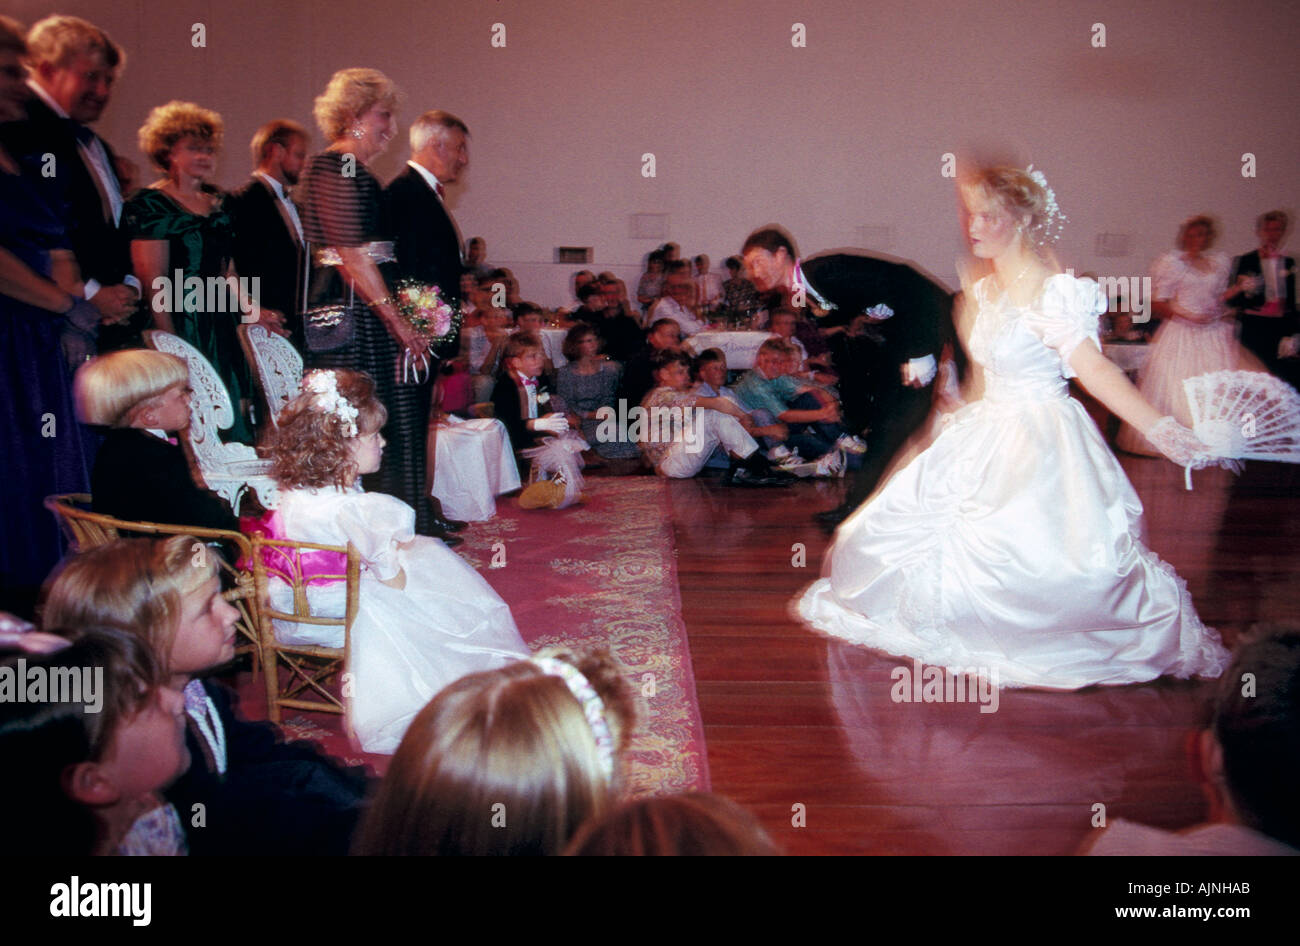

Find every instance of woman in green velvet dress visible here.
[126,101,286,444]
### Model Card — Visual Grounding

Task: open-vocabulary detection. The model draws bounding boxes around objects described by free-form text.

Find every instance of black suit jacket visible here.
[0,95,145,350]
[385,165,464,357]
[225,176,306,350]
[492,372,553,461]
[1230,249,1297,314]
[91,428,238,532]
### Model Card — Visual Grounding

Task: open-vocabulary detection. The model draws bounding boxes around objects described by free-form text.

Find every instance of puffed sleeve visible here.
[1150,252,1180,302]
[122,189,179,240]
[1024,275,1106,379]
[334,492,416,581]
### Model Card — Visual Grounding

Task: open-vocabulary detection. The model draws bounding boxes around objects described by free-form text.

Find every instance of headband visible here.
[1025,164,1067,244]
[531,656,615,781]
[301,370,358,438]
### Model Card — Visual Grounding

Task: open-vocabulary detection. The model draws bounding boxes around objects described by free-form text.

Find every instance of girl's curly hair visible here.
[267,370,387,489]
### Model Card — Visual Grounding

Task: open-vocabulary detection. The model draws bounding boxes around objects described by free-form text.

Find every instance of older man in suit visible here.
[385,110,473,543]
[1230,210,1298,385]
[225,119,307,351]
[1,14,140,357]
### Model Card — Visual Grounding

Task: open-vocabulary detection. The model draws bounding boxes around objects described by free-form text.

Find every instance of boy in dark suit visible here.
[491,334,570,472]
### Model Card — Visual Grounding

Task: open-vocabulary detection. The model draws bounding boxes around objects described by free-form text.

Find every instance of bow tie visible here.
[1262,247,1280,259]
[435,183,445,199]
[522,377,537,388]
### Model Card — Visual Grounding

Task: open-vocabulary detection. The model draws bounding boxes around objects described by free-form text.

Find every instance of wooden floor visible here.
[667,456,1299,856]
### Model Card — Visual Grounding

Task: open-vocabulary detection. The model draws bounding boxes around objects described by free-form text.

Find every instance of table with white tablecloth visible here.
[431,416,521,521]
[539,327,569,369]
[681,330,773,370]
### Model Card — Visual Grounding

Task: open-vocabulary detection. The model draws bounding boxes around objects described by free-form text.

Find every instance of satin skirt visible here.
[798,393,1230,689]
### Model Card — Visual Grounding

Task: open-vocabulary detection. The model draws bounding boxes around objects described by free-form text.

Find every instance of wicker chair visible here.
[238,323,303,428]
[42,494,260,663]
[247,531,360,724]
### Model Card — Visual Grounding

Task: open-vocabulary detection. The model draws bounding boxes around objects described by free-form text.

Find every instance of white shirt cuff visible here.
[904,354,938,386]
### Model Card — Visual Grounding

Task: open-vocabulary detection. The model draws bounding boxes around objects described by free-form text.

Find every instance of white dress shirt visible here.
[254,170,304,244]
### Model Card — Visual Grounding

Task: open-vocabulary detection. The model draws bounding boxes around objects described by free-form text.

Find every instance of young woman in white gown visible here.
[798,166,1231,689]
[1115,215,1266,455]
[263,369,528,753]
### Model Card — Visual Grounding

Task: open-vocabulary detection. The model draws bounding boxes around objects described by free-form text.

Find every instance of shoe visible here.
[814,504,851,527]
[433,515,469,533]
[813,450,845,478]
[773,450,805,473]
[834,434,868,455]
[438,532,465,548]
[726,466,795,487]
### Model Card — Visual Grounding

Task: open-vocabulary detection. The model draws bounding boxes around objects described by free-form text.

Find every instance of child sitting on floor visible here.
[492,333,571,465]
[355,648,634,856]
[74,349,238,531]
[43,536,372,855]
[0,625,190,856]
[262,369,529,753]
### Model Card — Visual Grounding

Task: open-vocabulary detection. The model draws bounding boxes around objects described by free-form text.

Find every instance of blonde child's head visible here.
[357,648,635,856]
[74,350,190,429]
[43,535,235,681]
[563,792,780,856]
[502,333,544,380]
[0,625,187,855]
[267,369,387,490]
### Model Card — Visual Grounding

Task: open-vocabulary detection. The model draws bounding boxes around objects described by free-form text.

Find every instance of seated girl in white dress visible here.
[1116,215,1266,455]
[261,369,529,753]
[798,166,1232,690]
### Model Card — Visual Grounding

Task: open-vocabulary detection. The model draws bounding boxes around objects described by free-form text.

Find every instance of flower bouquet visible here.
[393,279,463,385]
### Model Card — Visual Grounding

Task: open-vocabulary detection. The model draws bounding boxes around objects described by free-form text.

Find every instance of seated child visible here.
[733,339,864,472]
[691,348,788,470]
[43,536,373,855]
[355,648,634,855]
[564,792,781,856]
[263,369,529,753]
[641,350,792,485]
[0,625,190,856]
[491,333,572,468]
[74,349,238,530]
[1083,623,1300,856]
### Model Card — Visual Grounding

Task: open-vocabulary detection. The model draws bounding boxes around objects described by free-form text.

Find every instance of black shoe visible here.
[814,504,851,530]
[433,515,469,533]
[438,532,465,548]
[726,466,795,487]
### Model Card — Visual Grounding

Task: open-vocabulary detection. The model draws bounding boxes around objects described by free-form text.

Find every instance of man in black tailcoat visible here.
[225,119,308,352]
[1229,210,1298,387]
[1,15,141,357]
[741,227,956,529]
[385,110,474,542]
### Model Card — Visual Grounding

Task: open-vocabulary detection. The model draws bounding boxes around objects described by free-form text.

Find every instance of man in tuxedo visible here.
[225,119,308,352]
[386,110,472,542]
[2,15,141,357]
[1230,210,1298,385]
[741,227,955,528]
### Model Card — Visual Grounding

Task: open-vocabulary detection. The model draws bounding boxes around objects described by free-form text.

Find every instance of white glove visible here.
[532,413,569,435]
[1143,416,1214,469]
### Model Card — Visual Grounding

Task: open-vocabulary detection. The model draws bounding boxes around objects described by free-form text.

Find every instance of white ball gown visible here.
[797,274,1230,689]
[1116,251,1266,455]
[266,487,529,753]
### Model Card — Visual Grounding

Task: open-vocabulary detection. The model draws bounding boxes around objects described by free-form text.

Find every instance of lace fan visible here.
[1182,370,1300,462]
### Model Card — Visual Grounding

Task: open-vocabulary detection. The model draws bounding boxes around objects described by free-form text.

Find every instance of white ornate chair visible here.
[239,323,303,428]
[144,330,280,509]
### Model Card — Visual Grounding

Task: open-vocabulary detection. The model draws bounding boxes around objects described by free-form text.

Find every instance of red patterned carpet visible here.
[232,476,710,795]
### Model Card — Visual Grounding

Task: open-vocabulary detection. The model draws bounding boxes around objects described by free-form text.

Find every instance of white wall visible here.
[13,0,1298,306]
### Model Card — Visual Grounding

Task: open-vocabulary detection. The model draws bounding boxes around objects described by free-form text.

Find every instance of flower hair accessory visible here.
[1025,164,1067,244]
[301,369,359,437]
[531,656,615,780]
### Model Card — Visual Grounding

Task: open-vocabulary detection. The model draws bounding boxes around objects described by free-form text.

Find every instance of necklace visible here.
[993,261,1032,298]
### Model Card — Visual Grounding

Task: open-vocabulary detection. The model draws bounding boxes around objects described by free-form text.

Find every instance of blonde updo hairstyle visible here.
[1176,214,1218,251]
[42,535,219,674]
[961,165,1049,242]
[74,350,188,428]
[137,100,223,172]
[267,370,387,490]
[356,648,635,856]
[313,68,400,142]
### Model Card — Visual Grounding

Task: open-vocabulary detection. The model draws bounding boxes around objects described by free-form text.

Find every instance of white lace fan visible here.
[1182,370,1300,463]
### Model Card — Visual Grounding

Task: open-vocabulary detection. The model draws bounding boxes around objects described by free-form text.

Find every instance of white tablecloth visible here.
[682,331,773,370]
[432,416,521,521]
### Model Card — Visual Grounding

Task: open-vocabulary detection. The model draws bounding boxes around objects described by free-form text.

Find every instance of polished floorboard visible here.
[666,456,1299,856]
